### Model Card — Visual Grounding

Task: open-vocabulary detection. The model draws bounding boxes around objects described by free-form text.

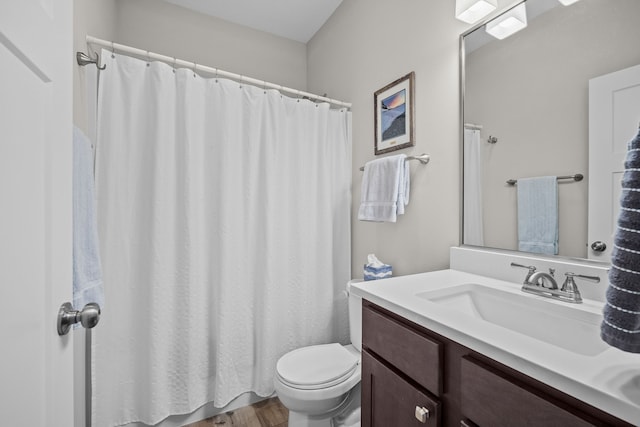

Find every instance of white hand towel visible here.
[358,154,409,222]
[73,126,105,310]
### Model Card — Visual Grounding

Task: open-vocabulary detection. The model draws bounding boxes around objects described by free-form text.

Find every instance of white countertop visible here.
[350,269,640,425]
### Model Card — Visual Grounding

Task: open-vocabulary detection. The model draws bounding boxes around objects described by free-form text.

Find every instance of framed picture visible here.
[374,72,415,155]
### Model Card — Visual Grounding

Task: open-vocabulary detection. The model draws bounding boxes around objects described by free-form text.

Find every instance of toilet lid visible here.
[277,343,359,390]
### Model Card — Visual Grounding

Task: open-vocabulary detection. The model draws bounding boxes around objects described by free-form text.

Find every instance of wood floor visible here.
[184,397,289,427]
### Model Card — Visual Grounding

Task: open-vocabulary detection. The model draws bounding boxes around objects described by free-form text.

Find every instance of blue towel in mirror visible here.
[517,176,558,255]
[601,128,640,353]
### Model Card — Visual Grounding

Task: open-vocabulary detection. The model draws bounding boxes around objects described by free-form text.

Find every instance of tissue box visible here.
[363,264,392,281]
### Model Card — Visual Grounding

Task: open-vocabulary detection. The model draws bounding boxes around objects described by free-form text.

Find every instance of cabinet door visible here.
[362,350,440,427]
[461,357,595,427]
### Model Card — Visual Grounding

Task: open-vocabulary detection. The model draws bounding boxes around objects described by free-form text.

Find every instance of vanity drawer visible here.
[461,357,594,427]
[362,303,442,396]
[362,350,440,427]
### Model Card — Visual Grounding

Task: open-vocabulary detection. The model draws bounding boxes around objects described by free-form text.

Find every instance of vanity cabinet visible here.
[362,302,442,426]
[361,300,633,427]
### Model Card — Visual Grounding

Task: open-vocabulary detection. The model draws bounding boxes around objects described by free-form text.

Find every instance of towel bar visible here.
[359,153,430,171]
[507,174,583,186]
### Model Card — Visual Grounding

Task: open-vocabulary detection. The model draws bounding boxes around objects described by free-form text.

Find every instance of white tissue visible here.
[367,254,386,268]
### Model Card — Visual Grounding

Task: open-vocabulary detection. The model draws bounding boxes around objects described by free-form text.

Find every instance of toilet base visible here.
[287,410,333,427]
[285,384,361,427]
[287,408,360,427]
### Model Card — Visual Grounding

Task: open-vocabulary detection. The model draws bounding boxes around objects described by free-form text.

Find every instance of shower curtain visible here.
[92,50,352,427]
[463,128,484,246]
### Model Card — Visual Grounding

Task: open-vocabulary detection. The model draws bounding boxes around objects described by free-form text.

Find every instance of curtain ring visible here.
[193,62,197,78]
[214,68,219,83]
[146,51,150,67]
[239,75,243,89]
[172,57,176,74]
[111,42,115,58]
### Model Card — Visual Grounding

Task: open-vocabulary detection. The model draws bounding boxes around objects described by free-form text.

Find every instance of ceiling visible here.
[163,0,344,43]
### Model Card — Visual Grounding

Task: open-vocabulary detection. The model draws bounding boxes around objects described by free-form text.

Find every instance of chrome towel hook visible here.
[76,51,106,70]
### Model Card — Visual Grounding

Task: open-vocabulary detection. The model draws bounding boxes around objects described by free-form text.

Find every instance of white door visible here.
[0,1,74,426]
[588,64,640,261]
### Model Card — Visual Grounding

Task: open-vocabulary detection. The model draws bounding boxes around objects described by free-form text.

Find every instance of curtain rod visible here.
[85,35,352,109]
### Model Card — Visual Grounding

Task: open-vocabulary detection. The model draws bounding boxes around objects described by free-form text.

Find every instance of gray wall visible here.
[114,0,307,91]
[465,0,640,258]
[307,0,471,276]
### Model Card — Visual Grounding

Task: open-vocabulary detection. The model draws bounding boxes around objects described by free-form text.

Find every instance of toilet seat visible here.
[276,343,359,390]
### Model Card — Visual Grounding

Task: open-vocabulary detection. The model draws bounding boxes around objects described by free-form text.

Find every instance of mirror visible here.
[461,0,640,261]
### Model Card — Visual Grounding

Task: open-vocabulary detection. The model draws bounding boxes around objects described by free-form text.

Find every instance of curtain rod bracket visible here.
[77,51,106,70]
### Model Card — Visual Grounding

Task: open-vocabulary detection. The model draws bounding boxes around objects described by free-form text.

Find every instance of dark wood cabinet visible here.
[461,357,593,427]
[362,351,440,426]
[361,300,633,427]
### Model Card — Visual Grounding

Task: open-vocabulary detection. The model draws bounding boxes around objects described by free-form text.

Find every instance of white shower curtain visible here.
[92,50,352,427]
[463,128,484,246]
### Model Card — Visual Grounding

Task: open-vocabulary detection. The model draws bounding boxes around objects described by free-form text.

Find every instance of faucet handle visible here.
[562,272,600,289]
[511,262,536,272]
[561,272,601,303]
[560,275,582,303]
[511,262,537,284]
[549,268,556,277]
[561,275,579,293]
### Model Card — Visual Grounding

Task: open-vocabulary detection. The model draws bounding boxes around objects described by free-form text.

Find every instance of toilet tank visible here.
[346,280,363,352]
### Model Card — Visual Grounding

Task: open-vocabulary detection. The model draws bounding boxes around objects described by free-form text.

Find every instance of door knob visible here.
[591,241,607,252]
[57,302,101,335]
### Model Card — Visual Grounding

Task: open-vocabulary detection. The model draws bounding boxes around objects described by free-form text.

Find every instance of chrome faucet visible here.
[527,269,558,290]
[510,263,600,304]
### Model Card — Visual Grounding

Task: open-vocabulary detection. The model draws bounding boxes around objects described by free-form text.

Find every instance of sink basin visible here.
[417,283,608,357]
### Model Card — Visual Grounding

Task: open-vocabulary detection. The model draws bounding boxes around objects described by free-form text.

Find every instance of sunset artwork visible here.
[374,72,414,155]
[380,89,406,141]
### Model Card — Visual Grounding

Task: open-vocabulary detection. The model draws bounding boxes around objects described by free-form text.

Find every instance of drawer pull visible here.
[415,406,430,423]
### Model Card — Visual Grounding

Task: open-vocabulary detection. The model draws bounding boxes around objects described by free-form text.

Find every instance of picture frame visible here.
[374,72,415,155]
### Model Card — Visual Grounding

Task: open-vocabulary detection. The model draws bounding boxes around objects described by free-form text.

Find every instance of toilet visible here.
[274,280,362,427]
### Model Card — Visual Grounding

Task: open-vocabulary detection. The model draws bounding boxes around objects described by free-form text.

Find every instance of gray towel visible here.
[601,128,640,353]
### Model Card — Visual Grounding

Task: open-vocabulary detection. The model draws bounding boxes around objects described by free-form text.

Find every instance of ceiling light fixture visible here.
[455,0,497,24]
[485,3,527,40]
[558,0,580,5]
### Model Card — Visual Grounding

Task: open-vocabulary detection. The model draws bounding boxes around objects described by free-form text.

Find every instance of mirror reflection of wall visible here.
[463,0,640,260]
